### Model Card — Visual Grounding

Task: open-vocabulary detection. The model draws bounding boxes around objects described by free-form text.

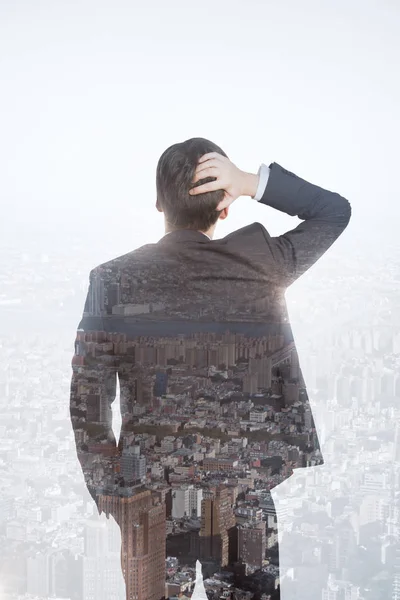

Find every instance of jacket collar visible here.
[158,229,211,244]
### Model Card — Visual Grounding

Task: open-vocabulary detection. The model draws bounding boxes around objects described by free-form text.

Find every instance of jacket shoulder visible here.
[223,221,270,242]
[91,243,155,276]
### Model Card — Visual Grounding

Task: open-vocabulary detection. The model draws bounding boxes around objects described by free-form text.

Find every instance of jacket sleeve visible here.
[258,162,352,287]
[69,268,119,516]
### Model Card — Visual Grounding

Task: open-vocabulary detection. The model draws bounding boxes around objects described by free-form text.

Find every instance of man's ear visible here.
[218,207,229,220]
[156,198,163,213]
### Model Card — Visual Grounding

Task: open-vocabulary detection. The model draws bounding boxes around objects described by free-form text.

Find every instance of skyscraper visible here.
[98,490,166,600]
[200,485,236,568]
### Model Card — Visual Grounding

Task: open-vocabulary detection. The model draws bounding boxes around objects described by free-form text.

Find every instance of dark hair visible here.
[156,137,228,231]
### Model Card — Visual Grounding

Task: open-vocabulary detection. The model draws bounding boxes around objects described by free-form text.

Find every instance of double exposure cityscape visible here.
[1,227,400,600]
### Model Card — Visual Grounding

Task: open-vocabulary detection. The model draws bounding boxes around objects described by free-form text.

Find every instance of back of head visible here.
[156,137,228,232]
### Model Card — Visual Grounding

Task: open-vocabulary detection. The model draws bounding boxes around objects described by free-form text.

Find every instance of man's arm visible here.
[252,162,352,287]
[189,155,351,286]
[69,268,119,515]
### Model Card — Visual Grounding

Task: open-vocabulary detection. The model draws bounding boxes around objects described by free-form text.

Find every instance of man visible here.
[70,137,351,600]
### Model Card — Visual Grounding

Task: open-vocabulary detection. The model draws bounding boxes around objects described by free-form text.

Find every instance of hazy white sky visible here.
[1,0,399,256]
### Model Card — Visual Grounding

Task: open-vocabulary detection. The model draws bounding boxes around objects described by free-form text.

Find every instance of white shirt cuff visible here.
[253,163,270,201]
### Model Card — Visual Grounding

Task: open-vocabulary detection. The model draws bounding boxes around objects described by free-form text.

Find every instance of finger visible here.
[193,163,218,179]
[195,159,219,174]
[189,180,221,195]
[198,152,223,164]
[192,166,218,183]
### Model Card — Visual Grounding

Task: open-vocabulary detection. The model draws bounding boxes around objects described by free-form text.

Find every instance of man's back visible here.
[72,160,351,485]
[70,157,351,598]
[98,222,287,324]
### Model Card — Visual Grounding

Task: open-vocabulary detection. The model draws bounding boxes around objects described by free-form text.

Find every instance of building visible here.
[200,486,236,567]
[172,485,203,518]
[98,489,166,600]
[238,522,266,570]
[121,445,146,485]
[203,457,238,472]
[82,516,124,600]
[154,370,168,397]
[249,408,267,423]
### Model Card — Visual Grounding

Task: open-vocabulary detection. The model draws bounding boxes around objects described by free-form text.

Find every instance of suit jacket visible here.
[70,161,351,518]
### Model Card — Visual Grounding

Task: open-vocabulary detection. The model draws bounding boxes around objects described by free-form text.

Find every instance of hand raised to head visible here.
[189,152,248,210]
